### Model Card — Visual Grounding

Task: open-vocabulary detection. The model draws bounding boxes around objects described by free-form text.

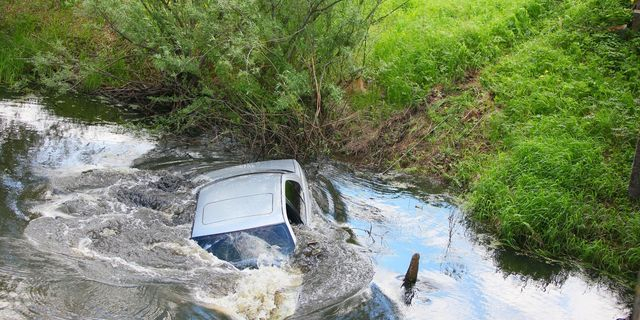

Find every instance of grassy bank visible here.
[0,1,147,92]
[356,0,640,283]
[464,1,640,280]
[369,0,552,105]
[2,0,640,285]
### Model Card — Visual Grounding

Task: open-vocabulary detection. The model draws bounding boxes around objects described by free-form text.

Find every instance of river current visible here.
[0,92,631,319]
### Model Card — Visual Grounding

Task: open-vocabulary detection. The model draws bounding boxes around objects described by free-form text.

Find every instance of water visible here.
[310,166,631,319]
[0,91,631,319]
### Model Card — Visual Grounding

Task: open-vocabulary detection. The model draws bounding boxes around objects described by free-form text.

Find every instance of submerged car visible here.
[191,159,311,268]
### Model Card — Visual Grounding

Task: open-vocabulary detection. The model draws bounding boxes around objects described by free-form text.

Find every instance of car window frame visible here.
[281,174,306,243]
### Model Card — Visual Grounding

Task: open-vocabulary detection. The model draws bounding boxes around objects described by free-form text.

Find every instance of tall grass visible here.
[0,1,149,91]
[461,0,640,281]
[369,0,556,105]
[361,0,640,283]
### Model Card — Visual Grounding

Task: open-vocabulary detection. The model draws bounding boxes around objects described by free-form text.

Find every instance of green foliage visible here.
[369,0,557,105]
[0,0,147,91]
[463,0,640,280]
[1,0,383,151]
[81,0,380,143]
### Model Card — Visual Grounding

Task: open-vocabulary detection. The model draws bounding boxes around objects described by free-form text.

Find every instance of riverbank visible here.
[2,0,639,288]
[352,0,640,286]
[343,0,640,285]
[0,92,630,318]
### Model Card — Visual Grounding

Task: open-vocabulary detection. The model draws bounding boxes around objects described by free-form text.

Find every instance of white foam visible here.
[30,194,76,219]
[194,266,302,320]
[0,306,26,320]
[73,237,161,277]
[146,241,230,268]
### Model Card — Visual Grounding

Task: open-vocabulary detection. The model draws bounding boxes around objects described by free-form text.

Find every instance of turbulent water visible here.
[0,92,632,319]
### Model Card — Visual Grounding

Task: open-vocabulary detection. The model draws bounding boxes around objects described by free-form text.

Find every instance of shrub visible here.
[82,0,383,150]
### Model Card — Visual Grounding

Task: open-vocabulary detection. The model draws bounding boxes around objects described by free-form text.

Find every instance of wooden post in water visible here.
[403,253,420,288]
[629,138,640,201]
[402,253,420,305]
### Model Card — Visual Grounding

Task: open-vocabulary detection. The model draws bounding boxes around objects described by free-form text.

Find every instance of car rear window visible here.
[192,223,295,268]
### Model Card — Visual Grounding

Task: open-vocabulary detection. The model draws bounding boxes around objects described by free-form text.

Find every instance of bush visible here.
[2,0,388,154]
[82,0,383,150]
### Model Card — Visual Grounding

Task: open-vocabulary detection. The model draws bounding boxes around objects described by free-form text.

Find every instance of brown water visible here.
[0,91,631,319]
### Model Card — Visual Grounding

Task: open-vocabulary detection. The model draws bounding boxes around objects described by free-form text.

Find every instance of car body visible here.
[191,159,311,268]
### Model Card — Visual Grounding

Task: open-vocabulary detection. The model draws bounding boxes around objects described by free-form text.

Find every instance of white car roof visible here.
[191,159,304,238]
[203,159,297,182]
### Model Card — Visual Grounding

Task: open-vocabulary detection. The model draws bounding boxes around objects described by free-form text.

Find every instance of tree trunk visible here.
[633,271,640,320]
[630,138,640,200]
[633,0,640,32]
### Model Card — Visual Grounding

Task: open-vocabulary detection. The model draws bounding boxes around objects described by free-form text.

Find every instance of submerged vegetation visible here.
[2,0,640,287]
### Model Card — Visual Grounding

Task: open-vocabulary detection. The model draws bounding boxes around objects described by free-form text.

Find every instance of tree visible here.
[633,0,640,31]
[630,138,640,200]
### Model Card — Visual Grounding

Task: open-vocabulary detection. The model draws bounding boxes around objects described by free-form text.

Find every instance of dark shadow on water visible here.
[39,94,129,124]
[132,136,246,174]
[0,88,134,125]
[0,118,43,236]
[463,216,635,307]
[314,175,349,223]
[303,285,398,320]
[341,227,359,245]
[492,248,567,286]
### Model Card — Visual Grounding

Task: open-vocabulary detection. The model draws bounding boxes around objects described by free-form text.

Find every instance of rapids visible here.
[0,91,631,319]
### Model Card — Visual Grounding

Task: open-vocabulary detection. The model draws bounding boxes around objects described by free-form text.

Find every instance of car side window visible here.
[285,180,305,224]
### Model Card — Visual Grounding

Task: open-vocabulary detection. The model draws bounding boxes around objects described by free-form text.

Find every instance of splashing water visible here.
[0,91,631,319]
[0,93,374,319]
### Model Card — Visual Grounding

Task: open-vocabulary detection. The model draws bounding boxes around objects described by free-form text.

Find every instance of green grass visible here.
[0,1,145,91]
[369,0,556,105]
[455,0,640,281]
[360,0,640,284]
[0,5,40,84]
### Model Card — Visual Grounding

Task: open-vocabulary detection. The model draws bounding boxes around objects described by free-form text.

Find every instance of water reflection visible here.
[490,248,568,288]
[0,93,373,319]
[0,90,632,319]
[315,175,348,223]
[312,163,630,319]
[39,94,128,123]
[0,110,44,237]
[0,96,155,176]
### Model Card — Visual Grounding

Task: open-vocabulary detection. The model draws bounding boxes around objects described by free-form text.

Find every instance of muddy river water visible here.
[0,91,632,319]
